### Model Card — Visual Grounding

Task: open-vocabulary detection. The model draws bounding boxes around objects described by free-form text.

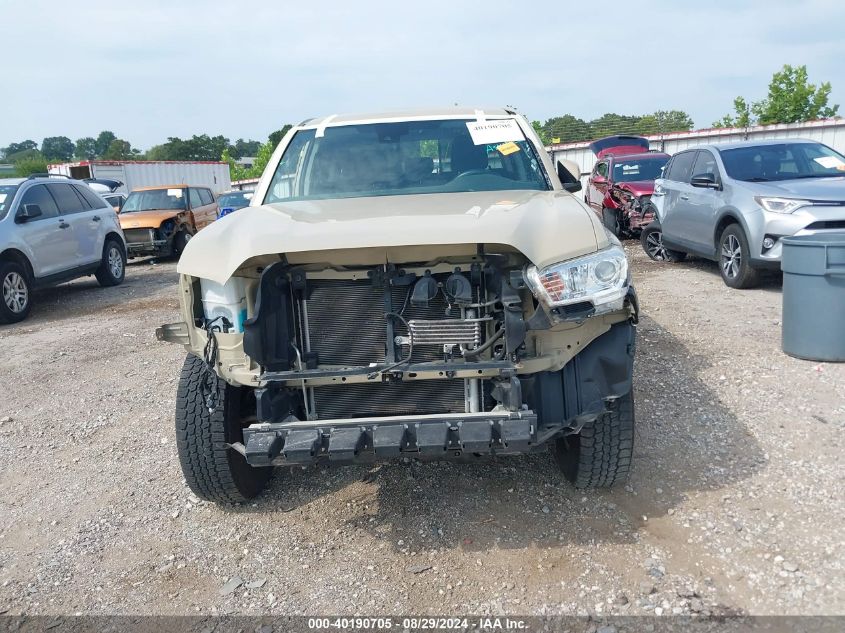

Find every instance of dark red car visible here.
[585,135,669,237]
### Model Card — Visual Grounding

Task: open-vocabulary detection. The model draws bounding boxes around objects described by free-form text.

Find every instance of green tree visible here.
[229,138,261,159]
[531,121,550,145]
[95,131,117,157]
[713,65,839,128]
[14,154,48,176]
[103,139,134,160]
[2,140,38,159]
[74,137,98,159]
[542,115,592,143]
[753,64,839,124]
[3,148,42,164]
[41,136,75,162]
[146,134,230,161]
[221,147,249,181]
[639,110,695,135]
[268,125,292,148]
[713,97,752,128]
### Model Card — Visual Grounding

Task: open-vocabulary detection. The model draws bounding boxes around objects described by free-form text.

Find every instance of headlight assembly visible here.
[754,196,810,214]
[525,245,629,318]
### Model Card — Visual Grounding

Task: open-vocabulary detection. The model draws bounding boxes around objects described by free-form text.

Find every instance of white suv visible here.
[0,174,127,324]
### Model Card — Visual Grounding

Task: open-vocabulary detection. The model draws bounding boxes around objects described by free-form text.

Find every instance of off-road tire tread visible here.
[557,392,634,489]
[175,354,270,504]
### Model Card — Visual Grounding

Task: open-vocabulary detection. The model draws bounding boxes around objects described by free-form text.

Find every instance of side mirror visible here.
[691,173,719,189]
[557,159,583,193]
[17,204,43,222]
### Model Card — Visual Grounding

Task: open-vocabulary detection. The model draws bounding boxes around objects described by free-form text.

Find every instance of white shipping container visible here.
[48,161,231,194]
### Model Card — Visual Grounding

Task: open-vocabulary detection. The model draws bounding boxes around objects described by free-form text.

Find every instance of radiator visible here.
[304,279,463,366]
[303,278,476,419]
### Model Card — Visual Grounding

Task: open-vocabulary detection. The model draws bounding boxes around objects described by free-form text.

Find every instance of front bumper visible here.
[127,239,171,257]
[236,410,542,466]
[750,205,845,265]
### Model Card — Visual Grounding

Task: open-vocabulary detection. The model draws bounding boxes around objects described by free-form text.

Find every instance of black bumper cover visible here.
[235,317,636,467]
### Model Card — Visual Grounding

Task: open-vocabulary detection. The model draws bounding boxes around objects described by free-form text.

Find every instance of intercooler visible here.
[301,278,481,420]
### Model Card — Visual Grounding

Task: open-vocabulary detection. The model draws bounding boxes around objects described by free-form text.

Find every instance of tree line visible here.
[1,128,291,178]
[3,65,838,177]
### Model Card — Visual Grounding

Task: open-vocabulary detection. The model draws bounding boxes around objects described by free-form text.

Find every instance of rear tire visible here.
[0,261,32,324]
[601,207,621,237]
[175,354,272,504]
[640,223,687,262]
[719,224,760,289]
[554,391,634,489]
[95,239,126,287]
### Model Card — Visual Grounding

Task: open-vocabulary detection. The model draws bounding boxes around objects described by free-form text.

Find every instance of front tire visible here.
[0,261,32,324]
[554,391,634,489]
[640,223,687,262]
[95,239,126,287]
[175,354,272,504]
[719,224,760,289]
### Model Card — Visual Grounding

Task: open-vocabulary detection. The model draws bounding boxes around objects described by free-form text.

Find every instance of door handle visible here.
[92,215,101,222]
[680,195,690,200]
[59,221,70,229]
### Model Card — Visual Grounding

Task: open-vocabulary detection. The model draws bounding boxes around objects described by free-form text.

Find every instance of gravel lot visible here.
[0,245,843,617]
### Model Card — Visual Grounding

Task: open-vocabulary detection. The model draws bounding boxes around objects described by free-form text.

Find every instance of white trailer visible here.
[47,160,231,194]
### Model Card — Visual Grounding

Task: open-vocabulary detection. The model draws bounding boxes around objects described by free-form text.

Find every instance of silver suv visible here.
[641,139,845,288]
[0,174,127,323]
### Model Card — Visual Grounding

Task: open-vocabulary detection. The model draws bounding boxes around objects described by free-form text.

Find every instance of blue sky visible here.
[4,0,845,150]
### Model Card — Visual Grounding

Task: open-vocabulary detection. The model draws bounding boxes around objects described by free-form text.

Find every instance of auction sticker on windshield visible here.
[814,156,845,170]
[467,119,523,145]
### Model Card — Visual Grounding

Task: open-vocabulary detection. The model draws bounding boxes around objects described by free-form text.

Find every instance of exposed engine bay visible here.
[243,251,537,421]
[155,245,637,466]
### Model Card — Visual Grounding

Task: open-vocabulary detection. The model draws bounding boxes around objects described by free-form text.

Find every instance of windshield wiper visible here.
[744,177,771,182]
[789,173,845,179]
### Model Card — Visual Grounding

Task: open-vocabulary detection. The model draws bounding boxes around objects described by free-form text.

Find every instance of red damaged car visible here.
[585,135,669,237]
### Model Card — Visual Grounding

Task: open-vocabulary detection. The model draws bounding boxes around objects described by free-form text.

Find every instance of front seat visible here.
[450,135,488,174]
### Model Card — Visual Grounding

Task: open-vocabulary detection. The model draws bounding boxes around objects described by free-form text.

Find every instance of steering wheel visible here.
[453,169,489,179]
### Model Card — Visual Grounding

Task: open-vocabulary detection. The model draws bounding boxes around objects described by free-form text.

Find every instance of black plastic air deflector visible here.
[243,262,294,372]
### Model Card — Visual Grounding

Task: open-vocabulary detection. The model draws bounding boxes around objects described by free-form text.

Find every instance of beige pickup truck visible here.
[158,108,638,505]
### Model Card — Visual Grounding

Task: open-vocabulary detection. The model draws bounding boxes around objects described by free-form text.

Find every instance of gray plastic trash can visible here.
[781,234,845,362]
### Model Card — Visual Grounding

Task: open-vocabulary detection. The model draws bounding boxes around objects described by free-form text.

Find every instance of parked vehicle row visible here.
[640,139,845,288]
[0,174,251,324]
